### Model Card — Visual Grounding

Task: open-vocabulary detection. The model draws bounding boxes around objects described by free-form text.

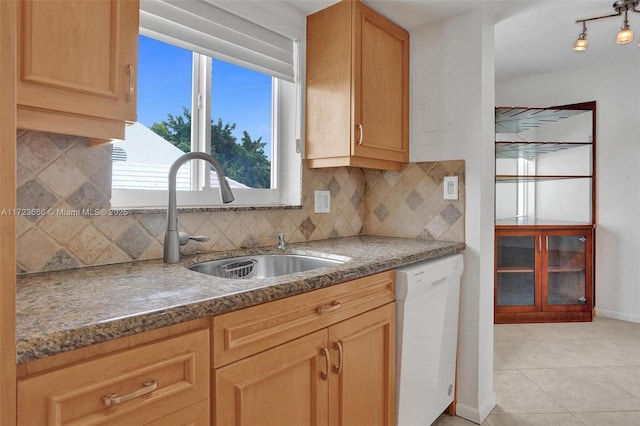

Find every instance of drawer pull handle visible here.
[320,347,330,381]
[102,379,158,406]
[332,341,343,375]
[357,123,364,145]
[316,301,341,315]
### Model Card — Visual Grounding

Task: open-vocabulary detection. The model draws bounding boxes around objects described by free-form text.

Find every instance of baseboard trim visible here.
[455,391,496,424]
[595,308,640,323]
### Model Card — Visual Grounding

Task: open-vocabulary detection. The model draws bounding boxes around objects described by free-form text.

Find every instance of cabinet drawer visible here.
[213,270,394,367]
[18,329,209,426]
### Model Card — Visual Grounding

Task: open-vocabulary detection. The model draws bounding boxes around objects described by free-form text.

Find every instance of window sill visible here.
[121,204,303,215]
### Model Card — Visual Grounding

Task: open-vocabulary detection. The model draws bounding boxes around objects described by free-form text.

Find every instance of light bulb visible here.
[617,11,634,44]
[617,26,634,44]
[573,36,588,51]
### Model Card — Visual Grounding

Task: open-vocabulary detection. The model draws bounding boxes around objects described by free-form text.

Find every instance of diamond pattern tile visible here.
[16,131,465,273]
[441,204,463,226]
[17,180,59,222]
[299,217,316,239]
[17,228,59,271]
[38,203,87,244]
[66,182,109,212]
[38,156,86,198]
[351,190,363,209]
[374,203,390,222]
[42,249,80,272]
[17,131,61,174]
[364,160,465,241]
[328,176,341,196]
[405,190,424,211]
[65,140,110,178]
[115,224,153,259]
[67,225,111,263]
[137,212,166,239]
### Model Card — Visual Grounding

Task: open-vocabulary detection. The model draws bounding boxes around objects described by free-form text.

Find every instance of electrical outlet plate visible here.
[314,190,330,213]
[443,176,458,200]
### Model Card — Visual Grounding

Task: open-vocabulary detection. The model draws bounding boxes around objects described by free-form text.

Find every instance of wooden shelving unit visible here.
[494,101,596,323]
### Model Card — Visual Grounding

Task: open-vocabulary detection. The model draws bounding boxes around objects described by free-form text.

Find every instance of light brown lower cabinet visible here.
[215,304,395,426]
[15,272,396,426]
[327,303,395,426]
[17,324,210,425]
[213,271,396,426]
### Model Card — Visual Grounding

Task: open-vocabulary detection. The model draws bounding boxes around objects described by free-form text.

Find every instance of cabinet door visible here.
[542,230,593,312]
[17,0,138,138]
[495,230,542,312]
[215,330,329,426]
[352,1,409,164]
[328,303,396,426]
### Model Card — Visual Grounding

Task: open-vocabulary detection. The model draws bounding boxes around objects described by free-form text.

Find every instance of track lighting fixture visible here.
[573,0,640,51]
[573,22,588,51]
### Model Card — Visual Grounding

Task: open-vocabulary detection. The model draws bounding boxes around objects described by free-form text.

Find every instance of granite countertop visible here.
[17,236,465,364]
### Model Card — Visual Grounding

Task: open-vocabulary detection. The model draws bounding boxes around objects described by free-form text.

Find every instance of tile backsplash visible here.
[16,131,465,273]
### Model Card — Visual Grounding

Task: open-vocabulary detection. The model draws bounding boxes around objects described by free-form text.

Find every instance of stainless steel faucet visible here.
[164,152,234,263]
[269,232,286,250]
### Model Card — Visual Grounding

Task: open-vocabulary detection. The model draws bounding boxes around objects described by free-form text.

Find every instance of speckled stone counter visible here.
[17,236,465,363]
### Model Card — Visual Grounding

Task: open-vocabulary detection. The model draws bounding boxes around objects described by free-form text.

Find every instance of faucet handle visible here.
[189,235,210,242]
[269,232,286,249]
[178,231,210,246]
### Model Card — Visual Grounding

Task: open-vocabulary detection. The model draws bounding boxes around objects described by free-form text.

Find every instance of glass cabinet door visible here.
[543,232,592,310]
[495,234,539,311]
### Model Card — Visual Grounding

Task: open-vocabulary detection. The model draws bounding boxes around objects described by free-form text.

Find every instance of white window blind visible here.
[139,0,297,82]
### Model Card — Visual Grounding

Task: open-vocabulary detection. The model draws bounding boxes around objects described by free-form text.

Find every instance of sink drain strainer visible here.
[217,258,258,279]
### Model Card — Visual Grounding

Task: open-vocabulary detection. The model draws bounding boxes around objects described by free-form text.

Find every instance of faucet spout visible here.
[164,152,234,263]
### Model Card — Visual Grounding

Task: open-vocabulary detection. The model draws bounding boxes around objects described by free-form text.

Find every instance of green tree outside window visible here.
[151,108,271,188]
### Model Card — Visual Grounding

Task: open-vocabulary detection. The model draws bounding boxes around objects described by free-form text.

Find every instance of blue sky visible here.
[137,35,272,157]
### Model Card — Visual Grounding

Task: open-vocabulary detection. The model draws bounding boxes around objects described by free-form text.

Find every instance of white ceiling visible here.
[285,0,640,82]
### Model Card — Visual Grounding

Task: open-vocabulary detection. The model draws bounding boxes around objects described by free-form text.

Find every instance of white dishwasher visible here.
[395,254,464,426]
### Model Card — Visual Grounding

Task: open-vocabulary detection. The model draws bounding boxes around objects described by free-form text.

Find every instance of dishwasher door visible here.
[395,254,464,426]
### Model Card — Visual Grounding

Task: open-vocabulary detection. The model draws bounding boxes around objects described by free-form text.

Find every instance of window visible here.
[111,1,301,208]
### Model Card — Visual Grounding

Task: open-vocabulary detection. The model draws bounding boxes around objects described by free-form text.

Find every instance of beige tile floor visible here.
[433,316,640,426]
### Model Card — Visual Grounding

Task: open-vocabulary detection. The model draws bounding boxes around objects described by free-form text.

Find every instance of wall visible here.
[410,10,497,424]
[15,130,465,273]
[497,58,640,323]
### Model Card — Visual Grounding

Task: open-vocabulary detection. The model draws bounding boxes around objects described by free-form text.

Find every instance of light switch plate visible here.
[314,190,330,213]
[443,176,458,200]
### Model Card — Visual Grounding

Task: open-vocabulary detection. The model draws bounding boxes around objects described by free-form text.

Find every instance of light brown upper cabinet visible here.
[16,0,138,142]
[306,0,409,171]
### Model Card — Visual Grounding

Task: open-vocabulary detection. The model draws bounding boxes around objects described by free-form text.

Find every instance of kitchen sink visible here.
[188,253,349,279]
